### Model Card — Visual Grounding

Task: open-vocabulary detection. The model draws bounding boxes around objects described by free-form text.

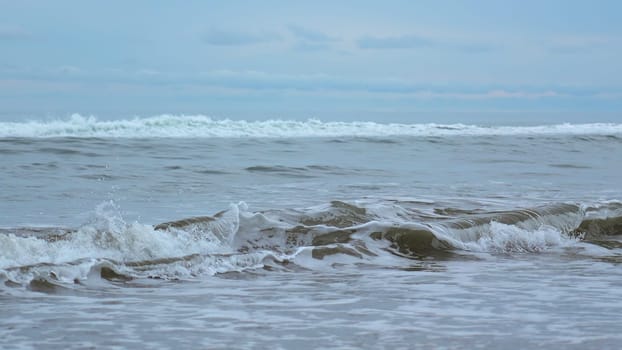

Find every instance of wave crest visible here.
[2,114,622,138]
[2,200,621,291]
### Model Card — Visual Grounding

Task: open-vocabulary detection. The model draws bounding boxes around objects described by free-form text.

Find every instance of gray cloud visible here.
[357,33,501,54]
[357,35,435,49]
[453,42,499,54]
[545,36,612,54]
[0,25,30,40]
[2,65,607,101]
[202,29,280,46]
[548,43,605,54]
[181,71,582,100]
[288,25,336,43]
[291,41,333,52]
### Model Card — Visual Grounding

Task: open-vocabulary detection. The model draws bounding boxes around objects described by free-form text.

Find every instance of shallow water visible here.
[4,258,622,350]
[1,117,622,349]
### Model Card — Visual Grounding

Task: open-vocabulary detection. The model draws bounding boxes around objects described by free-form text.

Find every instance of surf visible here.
[2,114,622,138]
[2,200,621,292]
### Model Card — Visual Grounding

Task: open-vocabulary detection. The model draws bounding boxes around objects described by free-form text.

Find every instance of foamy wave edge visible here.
[1,114,622,138]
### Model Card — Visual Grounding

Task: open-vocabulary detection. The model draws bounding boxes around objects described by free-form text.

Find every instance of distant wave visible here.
[1,114,622,138]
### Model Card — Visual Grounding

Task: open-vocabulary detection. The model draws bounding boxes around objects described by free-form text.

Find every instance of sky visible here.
[1,0,621,123]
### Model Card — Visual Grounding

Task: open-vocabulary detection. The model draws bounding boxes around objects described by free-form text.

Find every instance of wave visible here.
[2,200,621,291]
[1,114,622,138]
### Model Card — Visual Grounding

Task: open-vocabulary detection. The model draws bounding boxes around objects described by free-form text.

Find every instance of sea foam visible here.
[1,114,621,138]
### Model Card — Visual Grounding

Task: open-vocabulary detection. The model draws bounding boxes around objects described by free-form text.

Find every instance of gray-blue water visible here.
[2,118,622,349]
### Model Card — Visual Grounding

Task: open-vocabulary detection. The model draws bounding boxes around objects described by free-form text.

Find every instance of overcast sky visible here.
[1,0,621,122]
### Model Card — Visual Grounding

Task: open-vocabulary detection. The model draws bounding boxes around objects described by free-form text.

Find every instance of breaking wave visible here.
[1,200,621,291]
[2,114,622,138]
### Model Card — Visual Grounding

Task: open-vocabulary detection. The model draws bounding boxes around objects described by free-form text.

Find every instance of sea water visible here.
[1,115,622,349]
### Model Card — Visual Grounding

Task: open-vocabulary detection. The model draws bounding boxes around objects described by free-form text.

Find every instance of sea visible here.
[1,114,622,349]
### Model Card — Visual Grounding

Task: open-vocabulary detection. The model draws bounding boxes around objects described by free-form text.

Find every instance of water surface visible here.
[1,117,622,349]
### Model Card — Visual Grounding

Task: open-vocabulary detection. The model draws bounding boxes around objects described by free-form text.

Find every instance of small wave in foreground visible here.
[1,200,621,292]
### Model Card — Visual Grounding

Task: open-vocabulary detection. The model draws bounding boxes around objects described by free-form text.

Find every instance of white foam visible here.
[1,114,621,138]
[453,222,579,253]
[0,201,255,285]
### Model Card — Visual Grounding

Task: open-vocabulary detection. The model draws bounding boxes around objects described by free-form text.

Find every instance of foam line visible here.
[2,114,621,138]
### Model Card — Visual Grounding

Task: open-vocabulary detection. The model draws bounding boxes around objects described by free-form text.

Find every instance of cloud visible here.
[356,33,501,54]
[546,36,611,54]
[453,42,499,54]
[190,71,577,100]
[3,66,614,102]
[202,29,279,46]
[56,65,82,75]
[288,25,336,43]
[482,90,560,99]
[286,25,339,52]
[0,25,30,40]
[357,35,435,49]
